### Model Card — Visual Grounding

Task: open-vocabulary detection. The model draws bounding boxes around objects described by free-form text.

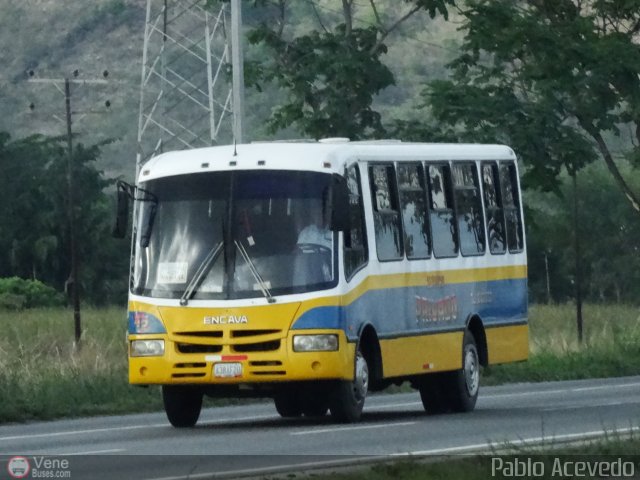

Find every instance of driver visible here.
[296,201,332,249]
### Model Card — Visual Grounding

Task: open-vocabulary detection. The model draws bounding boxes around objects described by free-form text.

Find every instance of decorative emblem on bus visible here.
[415,295,458,324]
[204,315,248,325]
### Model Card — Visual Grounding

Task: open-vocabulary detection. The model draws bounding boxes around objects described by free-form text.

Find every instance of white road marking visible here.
[368,401,422,410]
[143,457,382,480]
[65,448,126,455]
[542,400,640,412]
[396,426,640,456]
[482,381,640,400]
[0,414,275,443]
[291,421,416,436]
[0,424,167,442]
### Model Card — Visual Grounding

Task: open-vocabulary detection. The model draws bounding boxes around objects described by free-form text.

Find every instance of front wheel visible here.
[162,385,203,428]
[274,392,303,418]
[329,348,369,423]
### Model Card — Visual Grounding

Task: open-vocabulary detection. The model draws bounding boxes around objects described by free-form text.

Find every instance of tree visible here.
[421,0,640,209]
[0,133,129,305]
[232,0,454,139]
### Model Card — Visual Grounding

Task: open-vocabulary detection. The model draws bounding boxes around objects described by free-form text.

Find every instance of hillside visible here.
[0,0,460,180]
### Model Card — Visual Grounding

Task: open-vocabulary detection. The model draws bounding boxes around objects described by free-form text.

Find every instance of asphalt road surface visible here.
[1,376,639,479]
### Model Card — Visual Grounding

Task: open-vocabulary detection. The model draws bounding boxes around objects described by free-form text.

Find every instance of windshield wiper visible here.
[179,241,223,306]
[234,240,276,304]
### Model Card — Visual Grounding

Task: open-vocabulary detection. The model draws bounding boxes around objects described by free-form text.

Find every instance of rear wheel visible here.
[418,330,480,414]
[329,348,369,423]
[162,385,203,428]
[418,375,448,414]
[449,330,480,412]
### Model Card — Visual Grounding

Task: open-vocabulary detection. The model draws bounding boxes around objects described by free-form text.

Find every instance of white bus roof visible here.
[138,141,516,182]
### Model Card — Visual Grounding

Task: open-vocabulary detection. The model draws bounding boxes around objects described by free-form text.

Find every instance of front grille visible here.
[172,328,283,356]
[233,340,280,353]
[248,360,286,376]
[177,343,223,354]
[231,329,280,338]
[250,360,282,367]
[172,372,206,378]
[172,361,207,379]
[174,331,223,338]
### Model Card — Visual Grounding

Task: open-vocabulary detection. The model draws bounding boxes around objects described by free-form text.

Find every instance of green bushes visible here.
[0,277,65,309]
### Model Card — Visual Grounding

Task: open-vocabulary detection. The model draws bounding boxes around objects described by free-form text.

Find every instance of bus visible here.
[114,139,528,428]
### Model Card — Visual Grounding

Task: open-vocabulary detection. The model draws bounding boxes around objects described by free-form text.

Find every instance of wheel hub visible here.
[353,352,369,401]
[464,346,479,397]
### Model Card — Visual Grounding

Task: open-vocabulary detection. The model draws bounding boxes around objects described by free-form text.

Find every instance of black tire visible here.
[418,374,449,414]
[447,330,480,412]
[162,385,203,428]
[418,331,480,414]
[301,393,329,417]
[329,348,368,423]
[274,392,303,418]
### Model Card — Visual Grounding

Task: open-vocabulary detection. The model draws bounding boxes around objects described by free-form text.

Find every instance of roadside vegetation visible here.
[0,303,638,423]
[301,436,640,480]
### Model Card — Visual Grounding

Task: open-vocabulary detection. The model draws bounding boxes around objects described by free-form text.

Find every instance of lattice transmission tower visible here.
[136,0,245,172]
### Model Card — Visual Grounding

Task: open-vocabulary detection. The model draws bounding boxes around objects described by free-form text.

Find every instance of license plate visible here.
[213,362,242,378]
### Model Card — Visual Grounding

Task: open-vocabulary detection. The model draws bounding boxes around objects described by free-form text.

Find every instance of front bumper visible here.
[128,329,355,385]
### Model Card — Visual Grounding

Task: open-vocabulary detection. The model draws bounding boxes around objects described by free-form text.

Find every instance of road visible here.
[1,376,639,479]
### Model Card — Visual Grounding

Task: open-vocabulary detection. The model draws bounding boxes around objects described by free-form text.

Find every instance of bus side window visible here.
[397,163,430,259]
[482,163,506,254]
[452,163,486,256]
[500,162,524,253]
[427,164,458,258]
[369,164,403,261]
[344,165,368,279]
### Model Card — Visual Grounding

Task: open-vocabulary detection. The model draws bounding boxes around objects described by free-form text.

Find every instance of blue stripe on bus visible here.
[291,277,527,340]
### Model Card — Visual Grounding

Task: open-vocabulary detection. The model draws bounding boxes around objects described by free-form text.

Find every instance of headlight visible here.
[130,339,165,357]
[293,334,338,352]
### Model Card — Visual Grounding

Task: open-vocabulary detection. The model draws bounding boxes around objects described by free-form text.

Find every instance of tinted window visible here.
[428,164,458,258]
[500,162,524,253]
[370,165,403,261]
[344,165,368,279]
[453,163,486,256]
[397,163,430,259]
[482,163,506,254]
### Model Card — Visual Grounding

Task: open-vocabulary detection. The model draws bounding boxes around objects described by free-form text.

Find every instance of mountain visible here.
[0,0,460,180]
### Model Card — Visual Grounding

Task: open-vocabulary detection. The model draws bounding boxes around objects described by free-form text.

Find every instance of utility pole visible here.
[544,250,551,304]
[572,170,584,344]
[27,70,110,348]
[64,78,81,346]
[230,0,245,144]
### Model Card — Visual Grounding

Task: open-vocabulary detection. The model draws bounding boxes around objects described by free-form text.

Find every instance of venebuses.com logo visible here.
[6,456,71,478]
[7,456,30,479]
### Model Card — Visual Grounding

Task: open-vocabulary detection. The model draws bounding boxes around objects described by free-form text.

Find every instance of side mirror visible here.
[330,174,350,232]
[112,186,130,238]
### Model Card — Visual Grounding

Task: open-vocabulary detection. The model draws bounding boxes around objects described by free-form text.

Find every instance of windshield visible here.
[132,170,337,300]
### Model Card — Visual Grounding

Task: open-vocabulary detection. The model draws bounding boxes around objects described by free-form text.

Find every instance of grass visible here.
[0,303,639,423]
[299,436,640,480]
[0,307,162,422]
[483,304,640,385]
